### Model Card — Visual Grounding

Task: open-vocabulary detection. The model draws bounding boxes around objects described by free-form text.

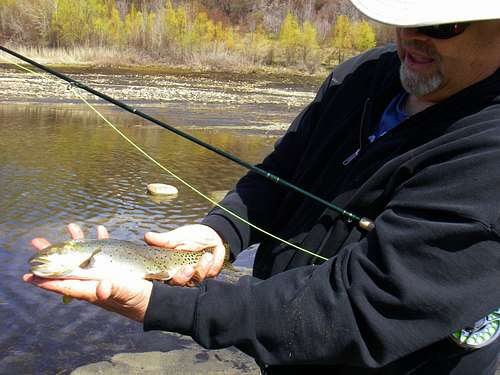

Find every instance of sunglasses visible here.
[416,22,471,39]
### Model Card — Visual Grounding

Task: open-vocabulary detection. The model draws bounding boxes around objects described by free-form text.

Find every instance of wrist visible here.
[135,281,153,323]
[143,282,199,334]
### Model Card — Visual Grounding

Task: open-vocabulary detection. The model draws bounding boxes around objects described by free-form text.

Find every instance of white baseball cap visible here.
[350,0,500,27]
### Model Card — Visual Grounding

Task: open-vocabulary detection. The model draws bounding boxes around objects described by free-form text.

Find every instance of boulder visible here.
[147,183,178,196]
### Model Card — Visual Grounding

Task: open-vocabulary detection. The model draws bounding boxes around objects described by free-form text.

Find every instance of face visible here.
[396,20,500,102]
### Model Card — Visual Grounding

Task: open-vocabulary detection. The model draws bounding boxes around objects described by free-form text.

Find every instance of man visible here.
[25,0,500,374]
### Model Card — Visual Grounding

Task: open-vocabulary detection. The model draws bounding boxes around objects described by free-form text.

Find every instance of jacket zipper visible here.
[342,148,360,165]
[342,97,372,166]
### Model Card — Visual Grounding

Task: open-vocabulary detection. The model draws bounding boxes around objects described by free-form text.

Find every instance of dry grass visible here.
[2,43,330,78]
[5,45,151,66]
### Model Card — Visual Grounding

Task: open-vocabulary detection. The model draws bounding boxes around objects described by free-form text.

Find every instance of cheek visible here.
[440,37,492,71]
[436,48,487,89]
[433,45,462,73]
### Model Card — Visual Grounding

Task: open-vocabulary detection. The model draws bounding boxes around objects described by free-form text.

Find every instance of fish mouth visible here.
[29,253,48,264]
[29,255,74,278]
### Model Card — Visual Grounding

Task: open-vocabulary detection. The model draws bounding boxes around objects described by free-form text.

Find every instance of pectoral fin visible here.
[145,271,172,282]
[79,248,102,269]
[62,295,73,304]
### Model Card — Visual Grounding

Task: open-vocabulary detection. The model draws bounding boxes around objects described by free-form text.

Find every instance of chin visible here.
[400,64,444,97]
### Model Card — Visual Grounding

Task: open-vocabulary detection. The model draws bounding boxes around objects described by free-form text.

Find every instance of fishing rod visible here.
[0,45,375,232]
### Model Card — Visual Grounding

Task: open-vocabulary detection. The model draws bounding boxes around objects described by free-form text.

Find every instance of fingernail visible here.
[183,266,194,277]
[145,232,158,240]
[201,253,213,266]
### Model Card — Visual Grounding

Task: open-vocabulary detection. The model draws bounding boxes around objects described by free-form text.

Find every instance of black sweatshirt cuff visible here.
[143,282,200,335]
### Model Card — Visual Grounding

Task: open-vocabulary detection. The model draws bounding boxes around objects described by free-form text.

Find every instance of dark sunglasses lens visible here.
[418,22,470,39]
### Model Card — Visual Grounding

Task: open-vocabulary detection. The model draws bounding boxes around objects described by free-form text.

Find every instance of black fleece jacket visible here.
[144,46,500,374]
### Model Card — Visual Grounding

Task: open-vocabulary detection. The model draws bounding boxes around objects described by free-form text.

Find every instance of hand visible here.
[144,224,226,286]
[23,223,152,323]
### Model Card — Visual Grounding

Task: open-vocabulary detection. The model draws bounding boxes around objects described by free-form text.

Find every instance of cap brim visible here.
[350,0,500,27]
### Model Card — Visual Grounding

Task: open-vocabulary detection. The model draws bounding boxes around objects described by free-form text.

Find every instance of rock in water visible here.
[147,183,178,196]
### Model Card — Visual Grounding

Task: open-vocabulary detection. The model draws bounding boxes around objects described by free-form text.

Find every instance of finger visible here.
[67,223,85,240]
[27,276,99,302]
[169,265,195,286]
[97,225,109,240]
[145,232,191,250]
[192,252,213,283]
[97,277,150,304]
[144,231,205,252]
[94,278,152,323]
[22,273,34,283]
[208,244,226,277]
[144,231,178,248]
[96,279,113,301]
[31,238,51,251]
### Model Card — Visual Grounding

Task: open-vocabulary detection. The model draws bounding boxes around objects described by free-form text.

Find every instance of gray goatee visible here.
[399,41,443,97]
[400,64,443,97]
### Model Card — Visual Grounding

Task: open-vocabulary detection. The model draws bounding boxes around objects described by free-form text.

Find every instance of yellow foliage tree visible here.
[163,0,190,53]
[0,0,382,70]
[123,5,144,48]
[353,20,376,52]
[213,21,225,51]
[192,12,215,52]
[51,0,106,46]
[109,6,124,45]
[279,12,301,64]
[93,3,123,46]
[146,11,156,49]
[223,25,243,52]
[300,20,320,66]
[332,15,352,63]
[245,24,272,64]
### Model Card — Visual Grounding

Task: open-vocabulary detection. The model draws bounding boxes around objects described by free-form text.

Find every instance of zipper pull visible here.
[343,148,360,166]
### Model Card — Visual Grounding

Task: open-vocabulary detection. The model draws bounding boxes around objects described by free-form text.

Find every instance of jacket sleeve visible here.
[201,46,397,258]
[201,73,334,257]
[145,121,500,367]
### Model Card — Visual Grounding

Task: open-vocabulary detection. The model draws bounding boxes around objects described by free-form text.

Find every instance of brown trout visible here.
[29,239,216,281]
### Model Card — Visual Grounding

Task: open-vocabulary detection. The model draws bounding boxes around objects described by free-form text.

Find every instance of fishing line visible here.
[0,51,329,261]
[0,45,375,233]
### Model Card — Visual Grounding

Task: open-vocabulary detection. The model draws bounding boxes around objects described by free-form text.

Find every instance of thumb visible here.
[96,279,113,301]
[144,231,178,247]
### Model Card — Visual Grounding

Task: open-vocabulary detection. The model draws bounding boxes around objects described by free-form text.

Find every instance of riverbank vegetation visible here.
[0,0,393,74]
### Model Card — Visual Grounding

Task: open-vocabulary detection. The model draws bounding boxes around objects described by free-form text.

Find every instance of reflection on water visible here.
[0,70,314,373]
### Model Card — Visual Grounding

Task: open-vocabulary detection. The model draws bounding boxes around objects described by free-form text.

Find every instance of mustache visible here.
[401,40,440,61]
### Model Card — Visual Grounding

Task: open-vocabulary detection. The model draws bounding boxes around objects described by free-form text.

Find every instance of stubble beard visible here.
[400,63,444,97]
[399,41,444,97]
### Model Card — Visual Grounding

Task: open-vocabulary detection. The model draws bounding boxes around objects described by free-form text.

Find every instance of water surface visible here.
[0,67,317,374]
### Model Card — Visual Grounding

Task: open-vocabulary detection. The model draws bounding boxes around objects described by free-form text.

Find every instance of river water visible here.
[0,65,318,373]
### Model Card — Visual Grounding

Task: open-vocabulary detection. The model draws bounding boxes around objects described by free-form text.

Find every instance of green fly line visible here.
[0,53,329,262]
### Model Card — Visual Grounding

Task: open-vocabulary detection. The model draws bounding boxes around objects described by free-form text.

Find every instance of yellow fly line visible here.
[0,54,329,262]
